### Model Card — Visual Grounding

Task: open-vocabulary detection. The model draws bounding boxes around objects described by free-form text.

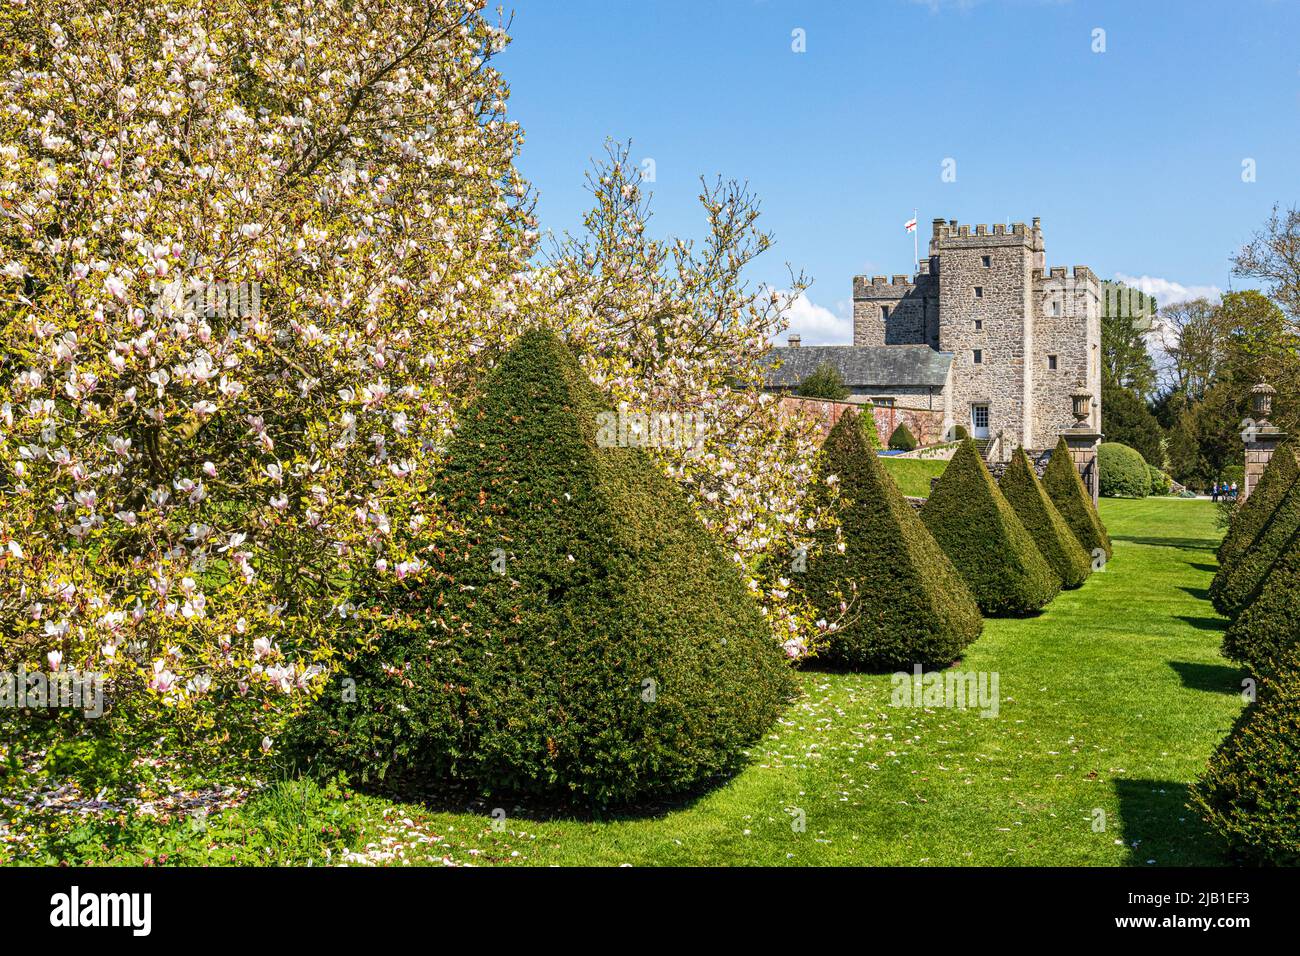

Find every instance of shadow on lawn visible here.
[1113,778,1229,866]
[1168,660,1243,695]
[345,773,721,824]
[1178,585,1210,601]
[1174,614,1228,633]
[1111,534,1218,551]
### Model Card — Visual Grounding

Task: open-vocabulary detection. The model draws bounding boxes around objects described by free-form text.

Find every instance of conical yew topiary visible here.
[800,410,982,670]
[1190,650,1300,865]
[1214,442,1299,577]
[921,439,1061,615]
[999,447,1092,589]
[291,328,794,805]
[1043,436,1111,561]
[1221,531,1300,675]
[1210,473,1300,619]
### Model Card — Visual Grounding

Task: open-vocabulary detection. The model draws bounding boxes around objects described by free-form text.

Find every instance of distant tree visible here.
[1233,203,1300,325]
[1155,298,1226,400]
[1101,281,1158,396]
[1101,384,1163,466]
[795,362,850,401]
[1217,290,1300,433]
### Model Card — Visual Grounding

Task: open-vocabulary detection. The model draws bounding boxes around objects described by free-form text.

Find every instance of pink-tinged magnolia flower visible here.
[149,661,176,693]
[47,650,63,671]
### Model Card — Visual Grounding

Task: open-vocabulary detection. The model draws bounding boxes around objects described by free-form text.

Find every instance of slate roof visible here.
[762,345,954,389]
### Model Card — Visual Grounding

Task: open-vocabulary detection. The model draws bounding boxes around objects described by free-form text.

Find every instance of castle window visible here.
[973,349,983,365]
[881,305,890,321]
[973,286,983,298]
[1048,354,1058,370]
[973,319,983,331]
[871,397,896,408]
[981,255,991,268]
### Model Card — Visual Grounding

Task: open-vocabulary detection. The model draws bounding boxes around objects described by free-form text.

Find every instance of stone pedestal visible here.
[1061,428,1102,507]
[1242,382,1284,503]
[1243,427,1286,502]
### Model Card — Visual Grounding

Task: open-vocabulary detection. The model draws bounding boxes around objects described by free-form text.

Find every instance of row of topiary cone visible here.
[799,410,1110,671]
[1194,442,1300,864]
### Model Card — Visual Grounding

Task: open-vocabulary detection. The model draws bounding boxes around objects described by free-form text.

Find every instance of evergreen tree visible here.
[1000,448,1091,588]
[800,411,983,669]
[1043,437,1112,560]
[921,440,1062,615]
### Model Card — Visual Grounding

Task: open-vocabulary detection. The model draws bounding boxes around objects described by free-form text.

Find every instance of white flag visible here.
[904,217,917,233]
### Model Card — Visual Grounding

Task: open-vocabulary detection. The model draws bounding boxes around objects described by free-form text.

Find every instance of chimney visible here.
[788,334,801,348]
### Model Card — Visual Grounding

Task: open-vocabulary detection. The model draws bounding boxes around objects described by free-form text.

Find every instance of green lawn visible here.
[881,455,950,497]
[5,498,1242,867]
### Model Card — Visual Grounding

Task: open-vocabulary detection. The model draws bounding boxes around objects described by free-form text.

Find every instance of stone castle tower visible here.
[852,217,1101,458]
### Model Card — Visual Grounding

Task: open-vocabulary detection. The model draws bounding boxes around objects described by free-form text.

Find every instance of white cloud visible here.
[773,291,853,345]
[1113,272,1223,309]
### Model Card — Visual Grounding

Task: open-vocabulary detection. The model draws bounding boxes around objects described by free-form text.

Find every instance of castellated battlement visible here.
[1032,265,1099,285]
[852,269,938,300]
[930,217,1044,244]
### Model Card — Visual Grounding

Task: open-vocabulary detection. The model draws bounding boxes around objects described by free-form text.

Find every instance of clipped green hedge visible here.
[1217,444,1299,572]
[888,422,917,451]
[800,410,982,670]
[1210,475,1300,619]
[999,447,1091,589]
[1190,651,1300,865]
[1221,534,1300,675]
[290,328,794,805]
[953,424,970,441]
[1098,441,1149,498]
[921,440,1061,615]
[1043,437,1112,560]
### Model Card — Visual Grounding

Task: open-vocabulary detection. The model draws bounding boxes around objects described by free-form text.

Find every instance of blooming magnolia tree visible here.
[1,2,835,780]
[0,0,535,762]
[531,144,837,657]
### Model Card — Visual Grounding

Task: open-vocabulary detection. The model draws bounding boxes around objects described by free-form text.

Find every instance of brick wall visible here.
[778,395,944,447]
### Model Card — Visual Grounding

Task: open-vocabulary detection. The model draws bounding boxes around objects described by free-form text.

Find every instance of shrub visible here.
[1210,475,1300,619]
[1190,651,1300,865]
[953,424,970,441]
[795,362,850,400]
[1221,534,1300,675]
[921,440,1061,615]
[1147,465,1173,496]
[800,411,982,669]
[1098,442,1150,498]
[888,423,918,451]
[856,409,881,450]
[1216,445,1299,571]
[290,329,795,805]
[1043,437,1112,560]
[999,448,1091,589]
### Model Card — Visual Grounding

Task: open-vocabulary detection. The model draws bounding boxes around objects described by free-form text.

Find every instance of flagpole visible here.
[913,208,919,271]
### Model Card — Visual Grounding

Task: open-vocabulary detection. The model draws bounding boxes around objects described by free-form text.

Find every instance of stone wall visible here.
[934,220,1039,457]
[852,270,939,347]
[1031,267,1101,447]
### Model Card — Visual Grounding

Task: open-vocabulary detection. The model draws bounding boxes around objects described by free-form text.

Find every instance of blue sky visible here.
[503,0,1300,343]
